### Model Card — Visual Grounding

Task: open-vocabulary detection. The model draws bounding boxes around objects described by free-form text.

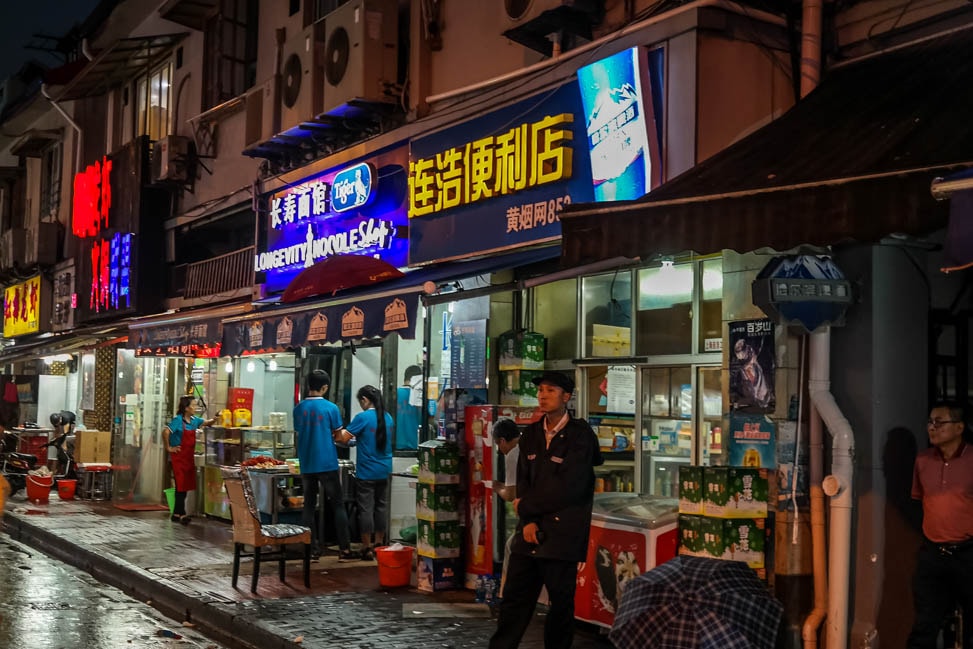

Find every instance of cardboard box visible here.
[416,483,460,521]
[75,430,112,464]
[417,519,462,558]
[497,330,546,370]
[703,466,769,518]
[416,556,462,592]
[678,465,704,514]
[418,440,460,484]
[499,370,544,406]
[678,514,703,556]
[698,516,766,569]
[590,324,631,357]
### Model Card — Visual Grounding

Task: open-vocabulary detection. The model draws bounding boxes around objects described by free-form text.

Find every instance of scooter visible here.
[0,429,41,495]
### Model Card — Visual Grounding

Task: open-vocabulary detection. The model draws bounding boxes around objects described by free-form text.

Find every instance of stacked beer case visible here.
[416,439,462,591]
[677,465,770,579]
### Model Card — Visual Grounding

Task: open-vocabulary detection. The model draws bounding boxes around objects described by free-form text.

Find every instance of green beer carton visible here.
[678,465,704,514]
[498,330,546,370]
[417,439,461,484]
[721,518,766,569]
[417,519,462,558]
[416,483,460,521]
[678,514,703,556]
[703,466,769,518]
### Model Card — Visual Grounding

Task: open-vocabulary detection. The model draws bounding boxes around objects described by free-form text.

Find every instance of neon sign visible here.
[72,156,112,237]
[89,232,132,313]
[332,163,375,212]
[408,113,574,219]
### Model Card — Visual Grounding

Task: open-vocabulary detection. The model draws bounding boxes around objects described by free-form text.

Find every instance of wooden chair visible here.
[221,467,311,593]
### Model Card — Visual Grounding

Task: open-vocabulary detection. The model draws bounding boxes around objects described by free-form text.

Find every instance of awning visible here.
[560,29,973,267]
[0,324,127,365]
[127,301,252,357]
[53,34,189,101]
[223,246,561,355]
[10,129,62,158]
[158,0,218,30]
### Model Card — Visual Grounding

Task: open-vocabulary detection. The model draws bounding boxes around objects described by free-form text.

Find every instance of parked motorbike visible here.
[0,429,41,495]
[46,411,78,483]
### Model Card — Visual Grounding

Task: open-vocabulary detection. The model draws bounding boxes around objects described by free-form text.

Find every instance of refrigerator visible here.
[575,493,679,628]
[463,404,541,588]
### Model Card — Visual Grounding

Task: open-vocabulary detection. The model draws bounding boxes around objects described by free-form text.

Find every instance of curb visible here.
[2,513,298,649]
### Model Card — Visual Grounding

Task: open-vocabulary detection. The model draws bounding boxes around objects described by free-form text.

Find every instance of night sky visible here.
[0,0,102,80]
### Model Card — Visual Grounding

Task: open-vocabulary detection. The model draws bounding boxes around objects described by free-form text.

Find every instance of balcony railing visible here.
[178,246,254,299]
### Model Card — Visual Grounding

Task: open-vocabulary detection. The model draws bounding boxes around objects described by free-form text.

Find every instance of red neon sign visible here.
[72,156,112,238]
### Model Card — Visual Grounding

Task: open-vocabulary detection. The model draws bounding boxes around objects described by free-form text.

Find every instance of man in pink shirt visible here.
[908,401,973,648]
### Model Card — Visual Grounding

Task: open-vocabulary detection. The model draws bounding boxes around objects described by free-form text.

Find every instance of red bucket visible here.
[376,545,414,588]
[57,479,78,500]
[26,474,53,503]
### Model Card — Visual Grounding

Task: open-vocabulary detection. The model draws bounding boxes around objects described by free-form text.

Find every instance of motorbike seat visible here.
[5,452,39,464]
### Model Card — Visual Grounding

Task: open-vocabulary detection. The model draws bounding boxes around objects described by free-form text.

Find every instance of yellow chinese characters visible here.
[409,113,574,218]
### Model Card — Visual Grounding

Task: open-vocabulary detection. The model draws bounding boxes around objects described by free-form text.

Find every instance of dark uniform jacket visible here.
[511,416,603,562]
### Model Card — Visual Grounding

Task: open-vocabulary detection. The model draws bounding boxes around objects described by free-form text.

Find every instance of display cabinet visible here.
[204,426,296,466]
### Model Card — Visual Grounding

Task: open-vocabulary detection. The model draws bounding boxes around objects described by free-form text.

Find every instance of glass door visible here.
[639,364,723,495]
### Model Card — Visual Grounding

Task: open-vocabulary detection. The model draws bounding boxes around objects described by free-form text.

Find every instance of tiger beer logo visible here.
[248,322,264,348]
[341,306,365,338]
[383,298,408,331]
[308,313,329,341]
[276,316,294,346]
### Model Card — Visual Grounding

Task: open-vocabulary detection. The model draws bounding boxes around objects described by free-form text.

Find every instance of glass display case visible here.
[204,426,296,466]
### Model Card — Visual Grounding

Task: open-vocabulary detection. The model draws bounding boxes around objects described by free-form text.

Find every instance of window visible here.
[582,271,633,357]
[203,0,259,110]
[137,64,172,141]
[636,261,694,355]
[40,142,62,220]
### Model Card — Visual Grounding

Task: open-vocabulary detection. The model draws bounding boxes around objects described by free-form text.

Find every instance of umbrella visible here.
[280,254,404,303]
[609,556,783,649]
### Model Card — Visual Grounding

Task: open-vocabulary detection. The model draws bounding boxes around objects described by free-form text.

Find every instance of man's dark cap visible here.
[531,371,575,395]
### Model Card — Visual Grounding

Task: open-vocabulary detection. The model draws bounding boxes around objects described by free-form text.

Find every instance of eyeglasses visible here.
[927,419,961,428]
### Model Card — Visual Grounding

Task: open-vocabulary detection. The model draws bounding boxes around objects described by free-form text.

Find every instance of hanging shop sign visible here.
[576,46,664,201]
[128,316,224,358]
[752,256,852,333]
[51,261,75,333]
[257,146,409,294]
[408,82,595,265]
[222,294,417,356]
[3,275,49,338]
[72,136,166,323]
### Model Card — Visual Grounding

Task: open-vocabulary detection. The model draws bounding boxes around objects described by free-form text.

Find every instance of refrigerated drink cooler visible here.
[575,493,679,628]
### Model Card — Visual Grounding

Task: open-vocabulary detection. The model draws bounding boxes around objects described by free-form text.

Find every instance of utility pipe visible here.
[425,0,786,105]
[802,399,829,649]
[809,329,856,649]
[40,84,82,181]
[800,0,823,98]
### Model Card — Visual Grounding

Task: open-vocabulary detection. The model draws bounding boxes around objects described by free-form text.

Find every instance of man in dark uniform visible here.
[489,371,603,649]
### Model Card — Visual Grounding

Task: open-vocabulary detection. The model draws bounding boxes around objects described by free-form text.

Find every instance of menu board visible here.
[450,319,488,389]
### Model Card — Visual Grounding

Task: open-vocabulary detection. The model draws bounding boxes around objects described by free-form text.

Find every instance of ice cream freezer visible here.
[575,493,679,628]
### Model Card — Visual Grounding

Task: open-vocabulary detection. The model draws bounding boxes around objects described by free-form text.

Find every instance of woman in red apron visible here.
[165,396,214,524]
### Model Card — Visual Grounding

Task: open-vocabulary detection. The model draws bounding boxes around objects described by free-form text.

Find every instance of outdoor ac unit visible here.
[152,134,192,183]
[244,78,277,149]
[24,222,58,266]
[502,0,604,55]
[0,228,27,269]
[503,0,602,23]
[279,23,326,132]
[320,0,398,117]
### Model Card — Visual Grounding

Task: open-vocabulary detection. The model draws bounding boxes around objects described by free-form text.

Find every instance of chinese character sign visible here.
[72,156,113,237]
[408,83,594,265]
[3,275,42,337]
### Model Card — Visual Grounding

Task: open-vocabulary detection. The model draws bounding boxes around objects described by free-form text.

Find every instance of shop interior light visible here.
[268,356,278,371]
[42,354,73,364]
[246,360,256,373]
[224,358,233,374]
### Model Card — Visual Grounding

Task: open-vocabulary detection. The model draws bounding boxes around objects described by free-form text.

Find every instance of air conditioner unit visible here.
[279,23,326,132]
[25,222,58,266]
[502,0,604,55]
[152,135,192,183]
[0,228,27,270]
[320,0,398,118]
[244,78,277,149]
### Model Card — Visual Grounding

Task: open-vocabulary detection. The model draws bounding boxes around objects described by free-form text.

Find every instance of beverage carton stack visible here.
[677,465,770,579]
[416,439,462,592]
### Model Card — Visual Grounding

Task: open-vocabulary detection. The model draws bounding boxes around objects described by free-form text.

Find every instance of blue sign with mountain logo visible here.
[332,162,375,213]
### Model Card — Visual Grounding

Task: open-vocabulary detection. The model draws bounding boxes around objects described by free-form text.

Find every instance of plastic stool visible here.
[78,464,112,500]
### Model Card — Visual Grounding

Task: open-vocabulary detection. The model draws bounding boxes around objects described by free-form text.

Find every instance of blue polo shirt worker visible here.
[489,371,603,649]
[294,369,355,562]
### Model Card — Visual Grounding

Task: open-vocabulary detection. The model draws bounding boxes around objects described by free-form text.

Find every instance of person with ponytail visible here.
[345,385,394,561]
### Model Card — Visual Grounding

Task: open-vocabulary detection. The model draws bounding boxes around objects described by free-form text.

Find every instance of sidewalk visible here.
[0,491,616,649]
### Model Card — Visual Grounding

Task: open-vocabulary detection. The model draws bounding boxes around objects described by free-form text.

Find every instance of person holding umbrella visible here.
[489,371,603,649]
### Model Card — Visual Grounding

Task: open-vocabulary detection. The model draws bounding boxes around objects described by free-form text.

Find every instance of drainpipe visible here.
[802,399,829,648]
[809,328,855,649]
[800,0,823,98]
[40,84,82,180]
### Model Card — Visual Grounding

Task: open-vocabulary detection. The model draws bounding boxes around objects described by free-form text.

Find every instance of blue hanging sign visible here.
[332,162,376,213]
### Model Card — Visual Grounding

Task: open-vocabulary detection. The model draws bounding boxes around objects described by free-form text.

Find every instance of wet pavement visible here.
[1,491,616,649]
[0,535,226,648]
